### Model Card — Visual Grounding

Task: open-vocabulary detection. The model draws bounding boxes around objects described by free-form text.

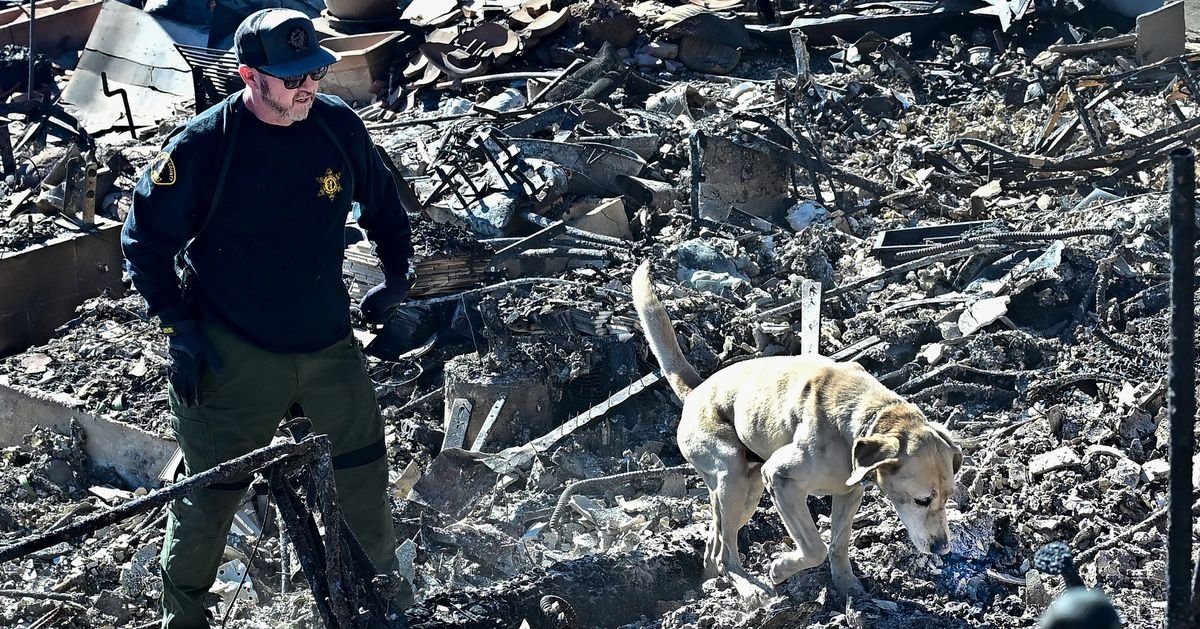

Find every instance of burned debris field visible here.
[0,0,1199,628]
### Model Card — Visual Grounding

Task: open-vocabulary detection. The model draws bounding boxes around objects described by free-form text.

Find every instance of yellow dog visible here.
[631,261,963,602]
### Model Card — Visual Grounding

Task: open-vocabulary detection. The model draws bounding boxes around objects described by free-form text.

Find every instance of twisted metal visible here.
[549,465,693,529]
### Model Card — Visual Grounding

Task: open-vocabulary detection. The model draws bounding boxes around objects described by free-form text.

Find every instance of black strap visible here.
[190,98,243,249]
[313,112,355,197]
[209,477,253,491]
[172,95,244,295]
[332,438,386,470]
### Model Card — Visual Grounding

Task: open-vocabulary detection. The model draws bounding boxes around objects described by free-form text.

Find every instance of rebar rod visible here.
[0,438,316,564]
[893,227,1113,262]
[1167,148,1196,626]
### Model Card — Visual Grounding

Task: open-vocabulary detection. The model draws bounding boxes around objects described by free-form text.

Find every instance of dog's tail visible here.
[632,261,703,400]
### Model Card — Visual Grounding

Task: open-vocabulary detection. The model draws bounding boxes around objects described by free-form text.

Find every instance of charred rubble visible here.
[0,1,1198,628]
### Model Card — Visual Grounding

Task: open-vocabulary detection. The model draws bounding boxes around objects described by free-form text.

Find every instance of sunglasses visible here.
[258,65,329,89]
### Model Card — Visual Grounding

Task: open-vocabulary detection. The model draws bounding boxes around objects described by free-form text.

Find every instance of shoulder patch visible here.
[149,151,176,186]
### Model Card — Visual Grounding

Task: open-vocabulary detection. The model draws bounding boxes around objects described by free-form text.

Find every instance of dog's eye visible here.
[914,496,932,507]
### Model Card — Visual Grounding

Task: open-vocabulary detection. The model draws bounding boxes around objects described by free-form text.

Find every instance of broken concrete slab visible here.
[443,353,555,450]
[697,135,791,222]
[0,383,175,488]
[563,197,633,240]
[1029,446,1082,478]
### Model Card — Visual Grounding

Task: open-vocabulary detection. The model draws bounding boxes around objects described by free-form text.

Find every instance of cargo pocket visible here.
[170,414,216,473]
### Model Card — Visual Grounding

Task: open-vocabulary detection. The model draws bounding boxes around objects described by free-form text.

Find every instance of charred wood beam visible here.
[311,438,402,628]
[405,533,704,629]
[492,218,569,265]
[0,439,318,564]
[688,129,703,234]
[1048,34,1136,55]
[271,465,342,629]
[520,211,629,248]
[940,115,1200,177]
[1067,82,1104,150]
[753,244,1015,322]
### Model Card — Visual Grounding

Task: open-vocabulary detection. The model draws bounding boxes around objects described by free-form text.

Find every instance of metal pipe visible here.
[1167,147,1196,627]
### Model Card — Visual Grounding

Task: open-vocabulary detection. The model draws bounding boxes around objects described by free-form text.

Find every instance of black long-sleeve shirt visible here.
[121,91,413,353]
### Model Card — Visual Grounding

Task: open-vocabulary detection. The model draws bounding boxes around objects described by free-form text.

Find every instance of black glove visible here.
[360,273,410,325]
[162,320,223,407]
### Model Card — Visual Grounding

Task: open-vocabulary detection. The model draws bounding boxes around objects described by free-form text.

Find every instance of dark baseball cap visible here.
[234,9,339,77]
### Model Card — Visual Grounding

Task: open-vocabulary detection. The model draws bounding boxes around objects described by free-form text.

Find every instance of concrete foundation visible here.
[0,217,125,357]
[0,383,175,489]
[442,354,555,452]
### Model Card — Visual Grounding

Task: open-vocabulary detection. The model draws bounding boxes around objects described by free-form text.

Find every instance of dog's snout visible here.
[930,538,949,555]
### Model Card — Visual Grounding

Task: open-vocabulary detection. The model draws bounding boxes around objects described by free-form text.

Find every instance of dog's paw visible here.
[728,575,775,607]
[769,551,822,584]
[832,573,866,599]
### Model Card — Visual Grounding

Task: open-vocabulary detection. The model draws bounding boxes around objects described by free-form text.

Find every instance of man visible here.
[121,9,413,628]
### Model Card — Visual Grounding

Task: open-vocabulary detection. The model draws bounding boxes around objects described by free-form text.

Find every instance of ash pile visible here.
[0,0,1198,628]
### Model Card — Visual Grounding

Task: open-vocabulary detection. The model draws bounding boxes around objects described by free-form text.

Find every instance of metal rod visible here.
[1168,147,1196,627]
[27,0,34,101]
[99,72,136,140]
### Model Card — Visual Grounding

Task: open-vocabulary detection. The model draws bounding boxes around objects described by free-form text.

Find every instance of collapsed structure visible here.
[0,0,1196,626]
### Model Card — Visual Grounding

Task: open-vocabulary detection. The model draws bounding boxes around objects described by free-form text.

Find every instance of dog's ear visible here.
[929,423,963,474]
[846,434,901,486]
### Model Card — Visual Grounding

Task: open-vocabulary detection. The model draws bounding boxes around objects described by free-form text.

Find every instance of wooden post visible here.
[800,279,822,355]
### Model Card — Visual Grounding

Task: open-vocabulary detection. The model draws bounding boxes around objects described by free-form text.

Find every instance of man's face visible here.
[255,71,317,122]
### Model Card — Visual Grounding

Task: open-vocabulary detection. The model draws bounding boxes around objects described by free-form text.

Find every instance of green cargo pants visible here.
[159,319,398,629]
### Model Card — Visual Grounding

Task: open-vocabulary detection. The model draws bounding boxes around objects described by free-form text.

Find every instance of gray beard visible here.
[258,76,310,122]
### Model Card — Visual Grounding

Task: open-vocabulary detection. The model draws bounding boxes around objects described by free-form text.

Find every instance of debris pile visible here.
[0,1,1198,628]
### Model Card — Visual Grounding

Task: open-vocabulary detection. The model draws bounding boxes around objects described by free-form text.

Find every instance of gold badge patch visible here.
[316,168,342,201]
[149,151,176,186]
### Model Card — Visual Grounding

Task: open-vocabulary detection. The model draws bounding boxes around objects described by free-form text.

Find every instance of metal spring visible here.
[548,465,693,529]
[894,227,1113,261]
[1094,325,1169,360]
[540,595,579,629]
